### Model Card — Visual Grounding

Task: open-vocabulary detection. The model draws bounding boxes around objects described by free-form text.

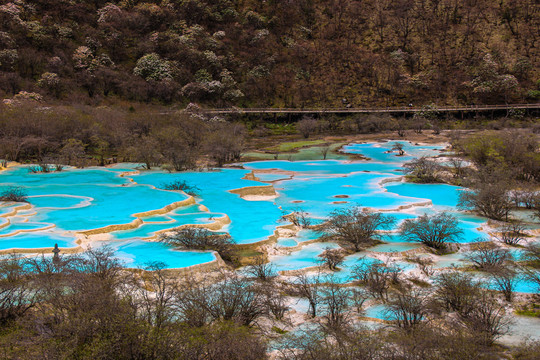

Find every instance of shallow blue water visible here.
[130,169,283,244]
[342,141,444,163]
[110,212,224,240]
[384,182,462,208]
[0,231,77,249]
[277,238,298,247]
[270,242,340,271]
[481,272,540,294]
[364,304,395,320]
[244,159,400,175]
[369,243,421,253]
[112,240,216,269]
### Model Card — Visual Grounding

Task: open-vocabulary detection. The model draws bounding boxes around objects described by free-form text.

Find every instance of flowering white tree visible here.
[471,54,519,103]
[133,53,172,81]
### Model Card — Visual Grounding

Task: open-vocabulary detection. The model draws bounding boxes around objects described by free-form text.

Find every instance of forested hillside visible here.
[0,0,538,107]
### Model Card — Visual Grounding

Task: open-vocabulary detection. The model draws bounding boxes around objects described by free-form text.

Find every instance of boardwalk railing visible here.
[200,103,540,114]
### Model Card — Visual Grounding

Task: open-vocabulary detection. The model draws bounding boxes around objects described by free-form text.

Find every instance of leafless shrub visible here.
[322,206,395,251]
[465,240,513,270]
[318,247,346,271]
[458,291,511,345]
[402,157,442,183]
[407,256,434,276]
[386,287,429,330]
[160,227,236,261]
[494,221,526,245]
[434,270,481,316]
[458,183,513,221]
[245,255,277,282]
[399,212,463,250]
[353,259,402,301]
[0,186,28,202]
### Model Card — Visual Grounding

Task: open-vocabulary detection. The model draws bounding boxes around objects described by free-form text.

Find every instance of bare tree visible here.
[157,124,203,171]
[318,247,346,271]
[351,288,369,315]
[391,142,405,156]
[386,287,429,331]
[396,123,406,137]
[205,122,246,167]
[521,243,540,292]
[283,207,312,228]
[494,221,526,246]
[276,324,387,360]
[511,188,538,209]
[434,270,481,316]
[173,276,213,327]
[160,227,236,261]
[406,256,434,276]
[487,265,518,302]
[245,255,277,282]
[136,261,176,330]
[465,240,513,270]
[412,117,428,134]
[399,212,463,250]
[204,272,268,327]
[296,116,318,139]
[260,282,289,320]
[319,144,331,160]
[293,273,322,318]
[160,180,200,196]
[130,135,163,170]
[402,157,442,183]
[448,158,466,178]
[323,206,395,251]
[60,138,86,167]
[320,276,353,330]
[0,254,38,325]
[458,291,511,346]
[458,183,513,221]
[353,260,401,301]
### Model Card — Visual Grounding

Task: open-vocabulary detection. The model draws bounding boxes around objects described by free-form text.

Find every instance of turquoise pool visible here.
[2,141,529,273]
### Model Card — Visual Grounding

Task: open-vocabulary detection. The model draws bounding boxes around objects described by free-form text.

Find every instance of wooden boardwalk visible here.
[202,103,540,115]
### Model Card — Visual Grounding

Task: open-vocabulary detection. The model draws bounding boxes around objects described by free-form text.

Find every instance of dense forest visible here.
[0,0,539,107]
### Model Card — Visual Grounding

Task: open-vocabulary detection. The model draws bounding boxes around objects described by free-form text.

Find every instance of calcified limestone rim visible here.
[0,217,10,230]
[0,223,56,238]
[0,245,83,256]
[127,250,226,273]
[241,168,436,213]
[0,203,33,218]
[228,184,277,198]
[229,224,298,253]
[278,265,323,276]
[119,170,141,179]
[0,161,20,173]
[157,214,231,234]
[81,213,232,245]
[0,245,225,273]
[358,316,392,324]
[274,237,322,253]
[339,140,450,154]
[79,197,197,236]
[365,246,428,258]
[27,194,93,209]
[242,169,295,183]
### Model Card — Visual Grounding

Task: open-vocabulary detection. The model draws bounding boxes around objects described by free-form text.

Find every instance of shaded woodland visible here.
[0,0,538,107]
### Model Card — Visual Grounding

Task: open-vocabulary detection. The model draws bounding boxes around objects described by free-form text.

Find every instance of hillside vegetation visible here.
[0,0,538,107]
